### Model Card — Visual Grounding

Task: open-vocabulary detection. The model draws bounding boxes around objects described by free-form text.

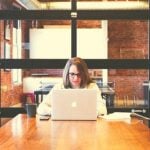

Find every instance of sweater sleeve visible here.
[88,83,107,116]
[36,92,52,115]
[37,83,63,115]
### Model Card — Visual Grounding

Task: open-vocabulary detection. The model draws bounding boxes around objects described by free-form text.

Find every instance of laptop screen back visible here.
[51,89,97,120]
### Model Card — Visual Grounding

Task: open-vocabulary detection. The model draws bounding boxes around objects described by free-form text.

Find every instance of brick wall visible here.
[108,20,148,100]
[108,20,148,59]
[0,20,24,107]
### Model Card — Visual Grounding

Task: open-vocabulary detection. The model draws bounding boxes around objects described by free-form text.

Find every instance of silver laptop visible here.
[51,89,97,120]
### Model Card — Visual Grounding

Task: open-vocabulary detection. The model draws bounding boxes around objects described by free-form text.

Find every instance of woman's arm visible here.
[88,83,107,115]
[37,83,63,115]
[37,91,52,115]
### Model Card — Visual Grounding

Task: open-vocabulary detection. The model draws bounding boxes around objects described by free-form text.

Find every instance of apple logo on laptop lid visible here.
[71,101,77,108]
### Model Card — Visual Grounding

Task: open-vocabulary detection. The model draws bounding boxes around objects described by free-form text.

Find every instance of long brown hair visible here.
[63,57,92,88]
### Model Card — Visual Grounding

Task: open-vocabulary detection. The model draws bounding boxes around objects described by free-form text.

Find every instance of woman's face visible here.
[68,65,81,88]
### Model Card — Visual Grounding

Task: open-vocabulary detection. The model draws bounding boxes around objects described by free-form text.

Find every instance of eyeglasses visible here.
[69,72,81,78]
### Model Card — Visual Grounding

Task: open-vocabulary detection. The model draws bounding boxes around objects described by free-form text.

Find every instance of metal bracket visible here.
[71,12,77,18]
[131,109,147,113]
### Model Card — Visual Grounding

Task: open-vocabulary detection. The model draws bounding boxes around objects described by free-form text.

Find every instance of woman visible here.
[37,57,107,116]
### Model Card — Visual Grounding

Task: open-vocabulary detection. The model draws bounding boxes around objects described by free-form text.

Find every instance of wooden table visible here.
[0,114,149,150]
